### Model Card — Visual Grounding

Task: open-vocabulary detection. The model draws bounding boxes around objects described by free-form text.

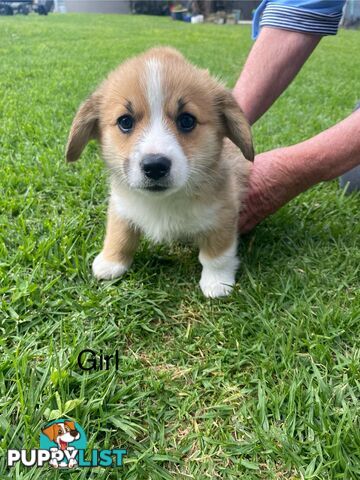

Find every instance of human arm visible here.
[233,27,321,126]
[239,109,360,233]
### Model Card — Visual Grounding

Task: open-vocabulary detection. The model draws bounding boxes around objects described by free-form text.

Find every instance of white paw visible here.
[49,459,59,468]
[200,274,235,298]
[199,241,238,298]
[68,458,77,468]
[92,252,129,280]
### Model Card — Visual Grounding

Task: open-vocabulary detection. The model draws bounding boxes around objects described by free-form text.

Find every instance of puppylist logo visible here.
[7,419,127,469]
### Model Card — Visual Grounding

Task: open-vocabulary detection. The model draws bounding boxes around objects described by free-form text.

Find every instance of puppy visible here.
[66,47,253,297]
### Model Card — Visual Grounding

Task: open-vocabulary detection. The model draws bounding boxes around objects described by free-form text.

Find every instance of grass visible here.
[0,12,359,480]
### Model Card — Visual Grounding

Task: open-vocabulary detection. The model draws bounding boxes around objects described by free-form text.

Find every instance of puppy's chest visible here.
[113,191,219,243]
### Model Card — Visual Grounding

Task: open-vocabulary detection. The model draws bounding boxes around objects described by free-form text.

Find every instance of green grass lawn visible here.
[0,13,359,480]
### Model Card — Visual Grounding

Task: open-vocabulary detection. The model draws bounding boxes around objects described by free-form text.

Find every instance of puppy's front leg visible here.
[198,229,239,298]
[92,204,139,280]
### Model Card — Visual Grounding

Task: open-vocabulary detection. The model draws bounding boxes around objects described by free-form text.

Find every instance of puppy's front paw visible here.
[92,252,129,280]
[199,244,239,298]
[200,271,235,298]
[49,459,59,468]
[68,458,77,469]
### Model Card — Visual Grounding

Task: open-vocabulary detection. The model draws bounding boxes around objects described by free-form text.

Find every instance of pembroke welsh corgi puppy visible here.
[66,47,254,297]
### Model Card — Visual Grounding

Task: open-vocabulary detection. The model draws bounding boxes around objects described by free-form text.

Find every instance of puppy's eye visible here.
[177,113,196,133]
[117,115,134,133]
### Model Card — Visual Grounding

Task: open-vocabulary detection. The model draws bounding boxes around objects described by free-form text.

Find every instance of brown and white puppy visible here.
[66,47,253,297]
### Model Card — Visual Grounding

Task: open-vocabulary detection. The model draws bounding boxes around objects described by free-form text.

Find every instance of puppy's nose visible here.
[142,154,171,180]
[70,430,78,437]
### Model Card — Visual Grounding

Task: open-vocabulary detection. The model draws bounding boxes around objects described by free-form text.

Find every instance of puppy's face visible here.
[66,48,253,195]
[42,421,80,447]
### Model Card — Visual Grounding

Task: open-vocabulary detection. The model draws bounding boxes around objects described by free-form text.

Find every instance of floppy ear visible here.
[65,92,101,162]
[65,421,76,430]
[42,424,57,442]
[217,88,254,161]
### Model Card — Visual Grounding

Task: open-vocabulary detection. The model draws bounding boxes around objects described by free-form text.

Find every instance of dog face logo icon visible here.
[42,421,80,450]
[40,419,86,469]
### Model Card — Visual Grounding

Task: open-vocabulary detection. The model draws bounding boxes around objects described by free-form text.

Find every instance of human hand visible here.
[239,148,303,234]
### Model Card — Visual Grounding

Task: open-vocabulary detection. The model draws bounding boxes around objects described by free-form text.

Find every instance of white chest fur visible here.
[112,189,219,243]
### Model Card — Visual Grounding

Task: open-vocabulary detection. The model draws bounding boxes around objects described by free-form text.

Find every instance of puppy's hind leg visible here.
[92,204,140,280]
[198,225,239,298]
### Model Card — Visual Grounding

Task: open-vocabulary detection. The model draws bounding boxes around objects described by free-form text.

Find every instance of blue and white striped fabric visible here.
[252,0,346,39]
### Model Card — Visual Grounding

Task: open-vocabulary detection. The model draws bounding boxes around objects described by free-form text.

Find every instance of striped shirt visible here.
[252,0,346,39]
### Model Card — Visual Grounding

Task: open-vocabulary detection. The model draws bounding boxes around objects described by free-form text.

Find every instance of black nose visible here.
[142,154,171,180]
[70,430,78,438]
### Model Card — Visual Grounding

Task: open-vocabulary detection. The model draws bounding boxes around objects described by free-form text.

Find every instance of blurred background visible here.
[1,0,359,28]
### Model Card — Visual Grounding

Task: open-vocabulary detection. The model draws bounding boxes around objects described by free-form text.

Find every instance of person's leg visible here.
[339,102,360,193]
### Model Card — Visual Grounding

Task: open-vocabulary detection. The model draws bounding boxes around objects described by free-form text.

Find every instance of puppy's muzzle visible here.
[141,154,171,181]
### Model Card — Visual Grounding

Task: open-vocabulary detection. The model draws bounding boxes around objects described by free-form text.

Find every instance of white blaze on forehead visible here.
[126,56,189,190]
[141,57,172,155]
[145,58,163,121]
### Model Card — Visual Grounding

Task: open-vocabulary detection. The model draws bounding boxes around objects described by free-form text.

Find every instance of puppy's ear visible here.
[66,92,101,162]
[216,88,254,161]
[65,421,76,430]
[42,424,57,442]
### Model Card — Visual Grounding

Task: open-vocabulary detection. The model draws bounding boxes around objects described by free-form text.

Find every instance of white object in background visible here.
[191,15,204,24]
[54,0,67,13]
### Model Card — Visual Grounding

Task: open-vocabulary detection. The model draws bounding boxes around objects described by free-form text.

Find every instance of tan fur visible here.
[102,200,140,266]
[66,47,253,295]
[195,139,250,258]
